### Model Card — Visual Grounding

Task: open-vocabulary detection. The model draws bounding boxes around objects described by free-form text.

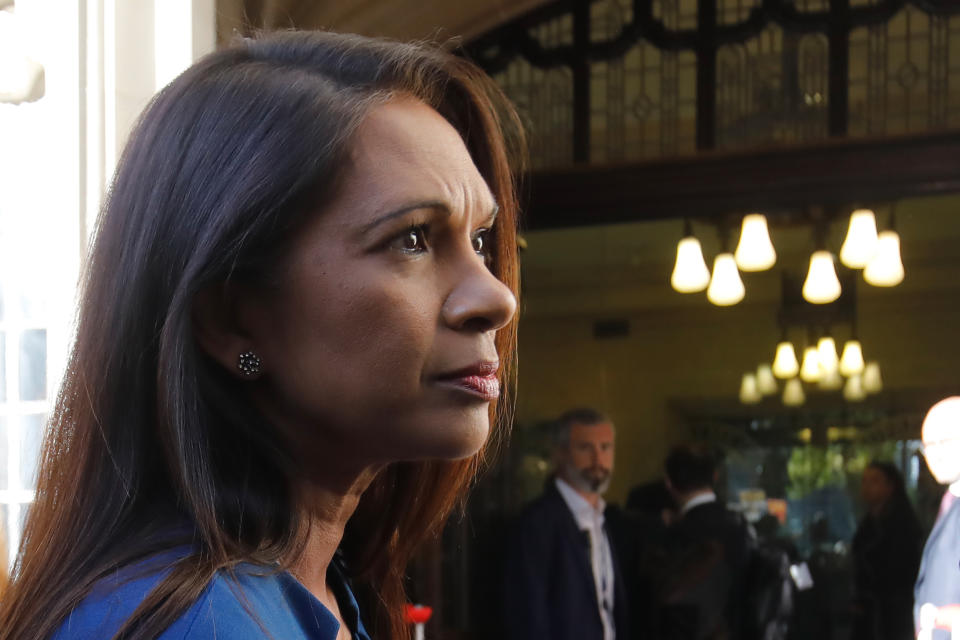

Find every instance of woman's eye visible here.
[473,229,492,258]
[393,226,428,253]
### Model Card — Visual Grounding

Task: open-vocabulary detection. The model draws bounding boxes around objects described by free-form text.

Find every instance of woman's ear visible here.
[192,284,263,380]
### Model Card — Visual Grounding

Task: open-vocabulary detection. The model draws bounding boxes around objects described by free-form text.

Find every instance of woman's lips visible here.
[438,373,500,400]
[434,362,500,400]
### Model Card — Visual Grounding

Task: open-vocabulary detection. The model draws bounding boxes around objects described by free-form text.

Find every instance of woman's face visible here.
[860,467,894,508]
[245,97,516,469]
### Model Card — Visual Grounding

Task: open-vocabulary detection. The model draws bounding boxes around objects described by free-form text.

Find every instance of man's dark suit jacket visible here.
[502,481,630,640]
[659,500,753,640]
[914,495,960,640]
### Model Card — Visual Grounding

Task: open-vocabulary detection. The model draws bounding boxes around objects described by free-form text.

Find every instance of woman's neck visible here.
[287,465,380,607]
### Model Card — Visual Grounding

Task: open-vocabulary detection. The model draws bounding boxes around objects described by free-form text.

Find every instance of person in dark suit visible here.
[850,461,923,640]
[658,444,754,640]
[915,397,960,639]
[627,480,678,525]
[624,480,676,639]
[502,408,630,640]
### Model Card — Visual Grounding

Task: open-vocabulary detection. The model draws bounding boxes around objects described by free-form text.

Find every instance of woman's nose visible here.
[442,258,517,333]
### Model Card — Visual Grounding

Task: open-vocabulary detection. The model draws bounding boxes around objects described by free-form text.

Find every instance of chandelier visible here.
[740,329,883,407]
[671,208,904,305]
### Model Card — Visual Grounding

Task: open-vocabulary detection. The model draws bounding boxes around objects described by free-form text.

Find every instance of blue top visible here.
[52,549,372,639]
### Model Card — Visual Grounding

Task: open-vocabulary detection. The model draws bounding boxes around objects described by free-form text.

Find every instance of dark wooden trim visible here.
[521,130,960,230]
[696,0,717,150]
[828,0,850,137]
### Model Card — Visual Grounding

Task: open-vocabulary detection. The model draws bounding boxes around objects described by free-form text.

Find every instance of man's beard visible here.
[562,462,611,495]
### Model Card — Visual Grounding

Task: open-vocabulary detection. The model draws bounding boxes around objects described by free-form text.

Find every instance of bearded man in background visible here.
[502,408,632,640]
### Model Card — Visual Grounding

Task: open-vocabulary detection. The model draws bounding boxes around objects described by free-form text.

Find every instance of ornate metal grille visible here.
[587,0,698,162]
[849,7,960,135]
[490,16,575,168]
[469,0,960,170]
[717,28,830,148]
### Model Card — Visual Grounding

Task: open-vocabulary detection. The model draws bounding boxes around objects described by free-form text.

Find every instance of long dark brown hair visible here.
[865,460,920,522]
[0,31,523,640]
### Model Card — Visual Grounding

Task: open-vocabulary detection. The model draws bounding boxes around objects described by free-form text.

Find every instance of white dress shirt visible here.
[680,490,717,516]
[555,477,616,640]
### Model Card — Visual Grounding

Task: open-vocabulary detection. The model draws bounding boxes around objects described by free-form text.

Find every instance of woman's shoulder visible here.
[52,548,183,639]
[51,551,312,639]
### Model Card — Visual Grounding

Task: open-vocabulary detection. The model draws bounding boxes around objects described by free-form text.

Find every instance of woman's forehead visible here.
[341,98,494,214]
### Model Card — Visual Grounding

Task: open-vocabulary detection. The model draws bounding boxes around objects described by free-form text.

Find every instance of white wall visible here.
[0,0,215,569]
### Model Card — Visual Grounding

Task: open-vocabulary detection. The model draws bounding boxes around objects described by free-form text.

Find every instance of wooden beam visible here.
[695,0,717,150]
[521,130,960,230]
[217,0,556,46]
[827,0,850,137]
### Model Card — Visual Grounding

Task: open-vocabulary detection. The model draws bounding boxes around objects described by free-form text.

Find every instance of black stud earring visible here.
[237,351,262,377]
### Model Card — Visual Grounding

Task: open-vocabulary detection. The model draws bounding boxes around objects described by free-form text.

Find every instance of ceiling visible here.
[215,0,549,45]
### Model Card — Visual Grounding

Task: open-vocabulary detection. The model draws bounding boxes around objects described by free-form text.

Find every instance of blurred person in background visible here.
[0,30,523,640]
[627,479,678,526]
[754,514,798,564]
[502,408,631,640]
[850,461,923,640]
[915,396,960,639]
[624,477,677,639]
[658,444,755,640]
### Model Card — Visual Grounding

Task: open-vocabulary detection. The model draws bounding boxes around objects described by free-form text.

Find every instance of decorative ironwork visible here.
[588,0,698,162]
[491,15,575,168]
[467,0,960,169]
[716,27,830,148]
[471,0,960,72]
[849,7,960,135]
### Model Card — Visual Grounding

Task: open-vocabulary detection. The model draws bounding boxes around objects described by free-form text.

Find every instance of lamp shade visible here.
[818,368,844,391]
[707,253,745,306]
[800,346,822,383]
[783,378,805,406]
[844,374,867,402]
[0,11,46,105]
[863,230,904,287]
[740,373,762,404]
[773,341,800,379]
[756,364,778,395]
[840,339,865,376]
[863,362,883,394]
[840,209,879,269]
[671,236,710,293]
[735,214,777,271]
[803,251,842,304]
[817,336,839,376]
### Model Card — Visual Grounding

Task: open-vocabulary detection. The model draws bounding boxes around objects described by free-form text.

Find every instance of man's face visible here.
[922,397,960,485]
[558,422,615,495]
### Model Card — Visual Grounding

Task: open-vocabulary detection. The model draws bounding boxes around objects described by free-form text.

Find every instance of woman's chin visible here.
[398,416,491,462]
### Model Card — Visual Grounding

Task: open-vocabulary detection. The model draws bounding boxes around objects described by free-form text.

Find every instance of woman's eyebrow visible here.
[361,200,450,236]
[361,200,500,235]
